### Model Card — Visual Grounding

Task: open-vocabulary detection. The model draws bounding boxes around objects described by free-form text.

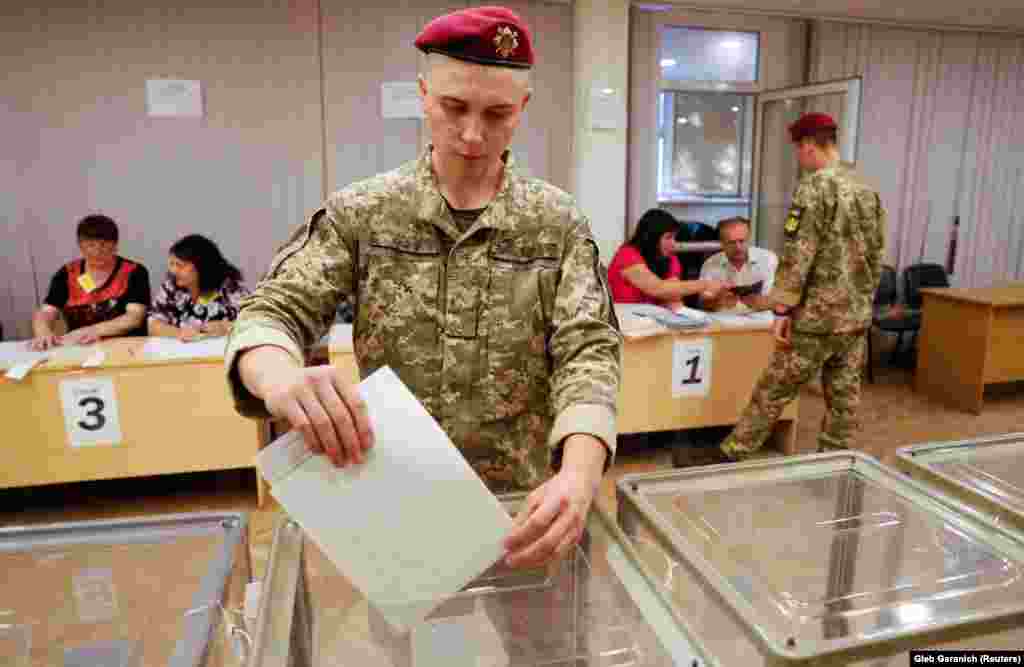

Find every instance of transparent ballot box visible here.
[615,452,1024,666]
[0,512,251,667]
[896,432,1024,539]
[248,494,709,667]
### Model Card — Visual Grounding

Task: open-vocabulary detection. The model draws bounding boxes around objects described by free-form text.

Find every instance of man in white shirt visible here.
[699,217,777,313]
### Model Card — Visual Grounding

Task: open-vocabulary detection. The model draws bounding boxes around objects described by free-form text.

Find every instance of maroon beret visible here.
[415,6,534,69]
[788,112,838,142]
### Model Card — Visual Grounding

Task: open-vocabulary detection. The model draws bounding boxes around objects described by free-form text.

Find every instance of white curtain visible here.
[956,35,1024,286]
[810,22,1024,287]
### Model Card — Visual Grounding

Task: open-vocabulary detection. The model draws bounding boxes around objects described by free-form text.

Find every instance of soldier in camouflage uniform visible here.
[714,112,886,462]
[225,7,621,569]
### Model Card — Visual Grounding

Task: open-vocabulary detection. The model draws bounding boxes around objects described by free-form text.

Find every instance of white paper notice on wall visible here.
[672,337,712,398]
[590,86,623,130]
[59,377,124,448]
[381,82,424,119]
[146,79,203,118]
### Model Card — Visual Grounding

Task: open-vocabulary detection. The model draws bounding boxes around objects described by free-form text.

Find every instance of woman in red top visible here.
[608,209,728,306]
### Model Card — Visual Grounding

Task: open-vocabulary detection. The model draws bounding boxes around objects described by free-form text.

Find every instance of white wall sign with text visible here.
[381,82,424,119]
[146,79,203,118]
[59,377,124,448]
[672,337,712,398]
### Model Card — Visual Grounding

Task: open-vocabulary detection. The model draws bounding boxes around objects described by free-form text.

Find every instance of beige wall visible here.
[0,0,574,341]
[628,8,806,238]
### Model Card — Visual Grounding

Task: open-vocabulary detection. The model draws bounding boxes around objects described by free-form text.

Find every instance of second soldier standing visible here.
[708,112,887,463]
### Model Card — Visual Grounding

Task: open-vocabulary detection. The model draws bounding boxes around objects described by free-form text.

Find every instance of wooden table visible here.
[617,320,800,455]
[1,337,265,504]
[915,285,1024,414]
[328,318,801,456]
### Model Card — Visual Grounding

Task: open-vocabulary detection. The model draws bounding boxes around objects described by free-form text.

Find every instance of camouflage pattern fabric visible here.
[721,332,867,459]
[722,160,885,460]
[769,162,887,334]
[225,147,622,492]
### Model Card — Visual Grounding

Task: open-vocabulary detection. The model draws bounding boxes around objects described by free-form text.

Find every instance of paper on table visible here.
[255,366,513,636]
[139,337,227,360]
[708,311,775,329]
[0,341,48,371]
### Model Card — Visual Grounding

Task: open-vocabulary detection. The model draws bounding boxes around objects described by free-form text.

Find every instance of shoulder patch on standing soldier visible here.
[784,205,804,235]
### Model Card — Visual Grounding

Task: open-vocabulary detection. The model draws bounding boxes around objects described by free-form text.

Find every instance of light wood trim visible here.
[919,286,1024,307]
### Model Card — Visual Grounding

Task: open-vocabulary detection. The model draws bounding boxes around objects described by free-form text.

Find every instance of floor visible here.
[2,350,1022,585]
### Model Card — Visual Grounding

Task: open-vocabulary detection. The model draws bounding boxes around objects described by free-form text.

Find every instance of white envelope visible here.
[256,366,513,636]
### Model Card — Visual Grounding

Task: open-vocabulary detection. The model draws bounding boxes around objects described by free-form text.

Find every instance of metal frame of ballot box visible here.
[247,494,716,667]
[616,452,1024,666]
[895,432,1024,542]
[0,511,252,667]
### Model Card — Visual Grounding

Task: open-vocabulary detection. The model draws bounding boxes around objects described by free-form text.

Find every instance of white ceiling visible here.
[634,0,1024,33]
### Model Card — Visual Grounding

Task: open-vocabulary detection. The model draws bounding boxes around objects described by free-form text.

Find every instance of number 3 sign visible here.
[672,338,712,397]
[59,377,124,448]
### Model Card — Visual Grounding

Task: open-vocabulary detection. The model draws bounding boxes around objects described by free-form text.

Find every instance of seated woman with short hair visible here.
[148,234,248,341]
[30,214,151,350]
[607,209,729,307]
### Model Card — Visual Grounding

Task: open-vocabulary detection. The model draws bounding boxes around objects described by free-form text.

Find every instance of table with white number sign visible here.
[616,313,801,455]
[1,337,266,503]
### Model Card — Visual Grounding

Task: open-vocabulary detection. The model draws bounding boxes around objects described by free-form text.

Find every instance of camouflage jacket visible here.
[769,161,887,334]
[225,148,622,492]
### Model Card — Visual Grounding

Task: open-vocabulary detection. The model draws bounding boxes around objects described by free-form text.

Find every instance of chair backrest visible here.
[903,263,950,309]
[874,265,899,308]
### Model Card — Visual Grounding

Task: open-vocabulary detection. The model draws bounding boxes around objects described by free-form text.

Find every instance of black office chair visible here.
[866,265,917,382]
[898,262,951,366]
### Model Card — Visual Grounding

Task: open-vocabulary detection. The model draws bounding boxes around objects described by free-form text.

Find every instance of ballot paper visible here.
[707,310,775,329]
[0,341,103,379]
[139,336,227,360]
[255,366,513,636]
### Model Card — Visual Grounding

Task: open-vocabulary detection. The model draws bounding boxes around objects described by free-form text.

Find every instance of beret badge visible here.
[493,25,519,58]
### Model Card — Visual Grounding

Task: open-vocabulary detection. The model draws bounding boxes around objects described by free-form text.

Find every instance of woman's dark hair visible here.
[169,234,243,293]
[627,209,681,279]
[76,214,119,242]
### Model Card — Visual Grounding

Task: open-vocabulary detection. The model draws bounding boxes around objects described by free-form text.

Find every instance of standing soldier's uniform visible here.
[720,114,887,460]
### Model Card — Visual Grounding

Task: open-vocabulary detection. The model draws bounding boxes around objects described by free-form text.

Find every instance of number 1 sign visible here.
[59,377,124,448]
[672,338,712,398]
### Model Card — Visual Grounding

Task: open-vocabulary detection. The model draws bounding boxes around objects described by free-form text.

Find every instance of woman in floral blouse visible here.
[148,234,249,341]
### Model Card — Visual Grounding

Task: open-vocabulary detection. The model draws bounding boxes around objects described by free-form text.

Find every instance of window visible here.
[657,27,758,203]
[658,91,751,199]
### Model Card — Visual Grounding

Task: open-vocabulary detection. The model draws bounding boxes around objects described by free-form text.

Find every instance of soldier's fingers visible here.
[314,378,362,465]
[279,398,325,457]
[505,495,565,556]
[332,372,374,453]
[301,391,347,466]
[506,502,576,568]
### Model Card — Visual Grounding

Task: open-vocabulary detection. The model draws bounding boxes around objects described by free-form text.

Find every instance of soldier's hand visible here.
[503,435,605,569]
[261,363,375,467]
[773,315,792,347]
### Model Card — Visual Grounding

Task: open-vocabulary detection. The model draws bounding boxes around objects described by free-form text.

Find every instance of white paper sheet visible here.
[707,311,775,329]
[0,341,48,371]
[322,323,353,351]
[256,366,513,636]
[138,337,227,361]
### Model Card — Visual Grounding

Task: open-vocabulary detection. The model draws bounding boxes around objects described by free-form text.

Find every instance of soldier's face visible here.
[795,139,821,171]
[420,57,531,166]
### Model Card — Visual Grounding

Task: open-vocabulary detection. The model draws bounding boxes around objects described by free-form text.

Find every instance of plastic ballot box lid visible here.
[0,512,250,667]
[615,452,1024,666]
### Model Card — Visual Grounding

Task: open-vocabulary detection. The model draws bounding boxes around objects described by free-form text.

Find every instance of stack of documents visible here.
[255,366,513,636]
[707,310,775,329]
[620,304,710,330]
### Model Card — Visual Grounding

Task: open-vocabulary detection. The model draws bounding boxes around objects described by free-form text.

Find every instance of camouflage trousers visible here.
[721,331,867,460]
